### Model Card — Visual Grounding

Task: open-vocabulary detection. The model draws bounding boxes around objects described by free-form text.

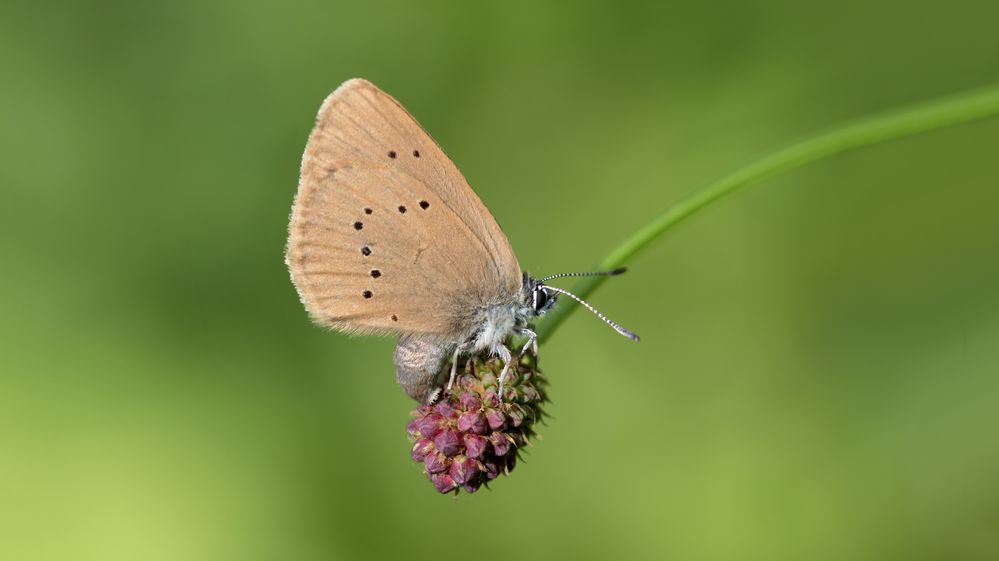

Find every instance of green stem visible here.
[537,83,999,343]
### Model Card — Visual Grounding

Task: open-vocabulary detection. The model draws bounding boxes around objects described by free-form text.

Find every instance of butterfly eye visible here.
[533,288,549,313]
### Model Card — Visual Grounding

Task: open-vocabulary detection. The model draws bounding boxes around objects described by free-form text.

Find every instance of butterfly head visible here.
[526,276,559,317]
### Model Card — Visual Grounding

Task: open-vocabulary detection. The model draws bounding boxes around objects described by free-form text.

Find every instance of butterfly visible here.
[286,79,637,404]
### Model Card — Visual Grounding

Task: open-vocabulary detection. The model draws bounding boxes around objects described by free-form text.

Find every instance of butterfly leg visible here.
[517,328,538,358]
[445,344,466,395]
[496,343,513,403]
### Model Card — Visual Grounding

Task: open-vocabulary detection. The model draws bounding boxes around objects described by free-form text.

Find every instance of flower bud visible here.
[449,455,478,485]
[463,434,489,459]
[430,473,457,493]
[433,428,462,457]
[411,438,434,462]
[457,410,487,434]
[424,451,448,474]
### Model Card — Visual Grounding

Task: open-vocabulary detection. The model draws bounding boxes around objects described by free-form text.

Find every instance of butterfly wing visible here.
[286,79,523,338]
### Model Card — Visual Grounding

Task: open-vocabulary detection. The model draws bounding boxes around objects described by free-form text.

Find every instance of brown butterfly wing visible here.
[286,79,522,338]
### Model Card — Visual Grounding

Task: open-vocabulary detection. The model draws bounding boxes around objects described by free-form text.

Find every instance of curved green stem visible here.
[537,83,999,343]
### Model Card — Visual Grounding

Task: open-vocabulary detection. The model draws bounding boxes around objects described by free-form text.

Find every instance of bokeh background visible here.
[3,1,999,560]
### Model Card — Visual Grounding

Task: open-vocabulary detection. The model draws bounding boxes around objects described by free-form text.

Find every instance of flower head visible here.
[406,353,547,494]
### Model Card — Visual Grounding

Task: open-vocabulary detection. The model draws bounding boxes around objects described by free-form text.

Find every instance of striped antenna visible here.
[538,267,627,283]
[539,284,639,341]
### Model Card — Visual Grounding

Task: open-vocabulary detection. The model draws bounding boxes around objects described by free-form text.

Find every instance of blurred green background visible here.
[3,1,999,560]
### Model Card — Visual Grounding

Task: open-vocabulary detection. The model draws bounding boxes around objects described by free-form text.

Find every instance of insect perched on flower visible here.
[286,78,637,405]
[407,353,547,494]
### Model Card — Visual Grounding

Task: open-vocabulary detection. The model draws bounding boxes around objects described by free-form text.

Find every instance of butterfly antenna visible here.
[539,267,628,283]
[540,284,640,341]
